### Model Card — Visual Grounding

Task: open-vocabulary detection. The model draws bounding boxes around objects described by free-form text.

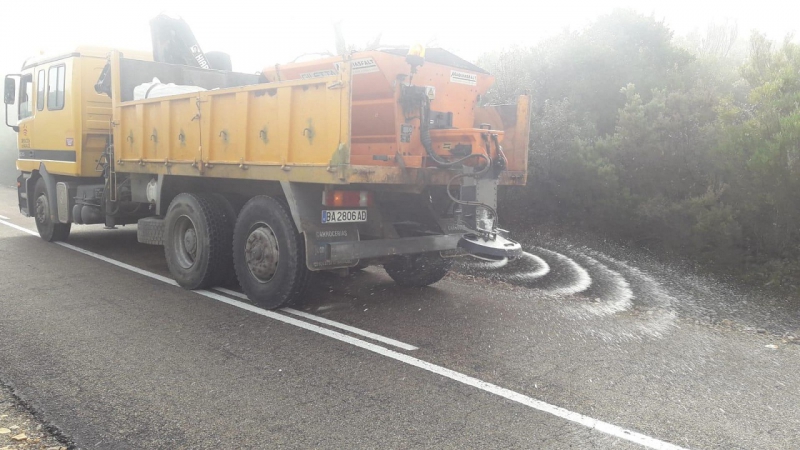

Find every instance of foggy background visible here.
[0,0,797,186]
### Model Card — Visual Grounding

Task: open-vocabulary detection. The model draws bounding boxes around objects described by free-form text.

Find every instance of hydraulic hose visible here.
[419,98,491,170]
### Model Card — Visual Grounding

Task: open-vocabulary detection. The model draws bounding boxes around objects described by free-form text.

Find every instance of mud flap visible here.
[280,181,360,270]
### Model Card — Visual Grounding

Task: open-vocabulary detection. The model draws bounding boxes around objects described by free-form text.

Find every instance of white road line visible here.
[0,218,37,236]
[214,287,419,351]
[0,215,9,220]
[195,291,685,450]
[0,219,687,450]
[58,241,179,286]
[282,308,418,351]
[0,219,179,286]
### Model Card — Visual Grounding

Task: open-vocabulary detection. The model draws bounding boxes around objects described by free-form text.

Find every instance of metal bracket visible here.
[394,150,407,170]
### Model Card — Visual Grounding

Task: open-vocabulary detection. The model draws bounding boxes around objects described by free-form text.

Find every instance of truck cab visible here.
[5,47,151,226]
[5,47,152,181]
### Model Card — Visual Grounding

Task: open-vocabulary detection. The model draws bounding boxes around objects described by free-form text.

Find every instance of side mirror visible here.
[4,76,16,105]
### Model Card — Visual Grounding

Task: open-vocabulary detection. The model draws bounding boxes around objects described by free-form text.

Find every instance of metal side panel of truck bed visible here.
[111,50,354,184]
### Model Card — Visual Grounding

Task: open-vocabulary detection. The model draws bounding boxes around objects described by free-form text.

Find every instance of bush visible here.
[490,11,800,286]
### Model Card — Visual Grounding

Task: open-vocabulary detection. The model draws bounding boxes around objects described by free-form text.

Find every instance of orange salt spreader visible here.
[261,46,530,259]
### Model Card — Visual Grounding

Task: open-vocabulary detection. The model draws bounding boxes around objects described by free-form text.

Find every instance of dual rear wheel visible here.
[164,192,451,309]
[163,193,309,309]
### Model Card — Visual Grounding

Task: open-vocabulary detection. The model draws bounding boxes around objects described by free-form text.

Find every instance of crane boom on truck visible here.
[3,16,530,309]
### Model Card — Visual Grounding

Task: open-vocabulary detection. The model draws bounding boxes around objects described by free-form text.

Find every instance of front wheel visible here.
[383,252,453,287]
[33,178,70,242]
[233,196,310,309]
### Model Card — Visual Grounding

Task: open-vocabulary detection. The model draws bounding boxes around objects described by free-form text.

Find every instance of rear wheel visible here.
[33,178,70,242]
[384,252,452,287]
[164,193,232,290]
[233,195,310,309]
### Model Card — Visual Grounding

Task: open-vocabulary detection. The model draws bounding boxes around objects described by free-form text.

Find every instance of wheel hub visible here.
[35,194,48,225]
[183,228,197,256]
[245,224,280,283]
[173,215,198,269]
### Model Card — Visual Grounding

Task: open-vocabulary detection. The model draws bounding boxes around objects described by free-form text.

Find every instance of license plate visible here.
[321,209,367,223]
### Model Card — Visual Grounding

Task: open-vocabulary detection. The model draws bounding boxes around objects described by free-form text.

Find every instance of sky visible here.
[0,0,799,76]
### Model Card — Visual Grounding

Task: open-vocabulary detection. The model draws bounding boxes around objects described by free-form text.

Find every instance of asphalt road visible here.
[1,186,798,449]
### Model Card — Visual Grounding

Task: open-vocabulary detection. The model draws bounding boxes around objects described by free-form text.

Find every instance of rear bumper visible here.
[328,234,461,261]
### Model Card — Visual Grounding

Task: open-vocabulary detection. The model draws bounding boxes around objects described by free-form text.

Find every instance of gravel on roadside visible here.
[0,383,68,450]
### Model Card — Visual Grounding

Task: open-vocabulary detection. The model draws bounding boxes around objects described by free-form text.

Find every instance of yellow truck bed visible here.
[112,51,353,184]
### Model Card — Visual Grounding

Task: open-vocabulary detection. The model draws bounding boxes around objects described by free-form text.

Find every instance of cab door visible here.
[16,71,34,157]
[26,61,79,176]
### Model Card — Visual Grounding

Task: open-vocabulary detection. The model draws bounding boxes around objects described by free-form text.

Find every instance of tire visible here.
[137,217,165,245]
[233,195,310,309]
[164,193,233,290]
[384,252,453,287]
[33,177,70,242]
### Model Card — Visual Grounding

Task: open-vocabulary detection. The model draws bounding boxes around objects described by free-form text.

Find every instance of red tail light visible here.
[322,190,373,207]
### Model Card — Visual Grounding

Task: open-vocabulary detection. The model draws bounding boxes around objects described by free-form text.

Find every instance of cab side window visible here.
[36,70,45,111]
[47,64,65,110]
[18,74,33,119]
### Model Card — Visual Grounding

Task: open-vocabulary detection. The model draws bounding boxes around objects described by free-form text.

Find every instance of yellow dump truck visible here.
[4,18,529,308]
